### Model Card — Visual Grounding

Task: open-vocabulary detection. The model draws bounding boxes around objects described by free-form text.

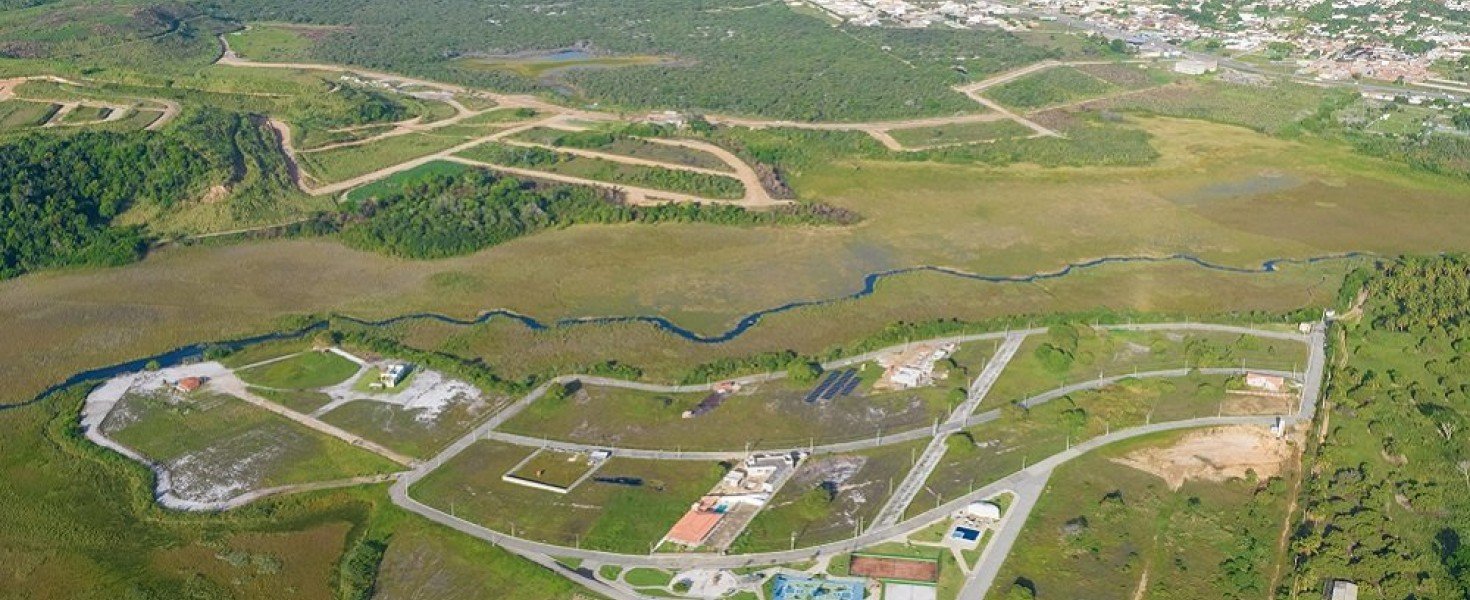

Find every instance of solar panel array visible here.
[803,368,860,404]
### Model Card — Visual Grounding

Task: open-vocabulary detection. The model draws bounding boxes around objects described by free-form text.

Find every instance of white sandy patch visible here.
[319,368,482,423]
[1112,426,1294,490]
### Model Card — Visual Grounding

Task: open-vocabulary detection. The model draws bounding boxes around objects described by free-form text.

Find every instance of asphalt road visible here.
[871,332,1026,527]
[378,321,1323,598]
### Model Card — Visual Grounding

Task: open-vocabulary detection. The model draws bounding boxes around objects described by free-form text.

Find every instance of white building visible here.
[1174,59,1219,75]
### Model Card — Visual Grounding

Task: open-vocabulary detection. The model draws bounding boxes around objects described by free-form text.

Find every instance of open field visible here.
[915,374,1245,518]
[733,438,931,552]
[455,142,747,200]
[0,382,599,599]
[985,66,1119,110]
[0,99,57,130]
[513,127,735,172]
[411,440,725,552]
[296,128,502,185]
[11,115,1467,407]
[986,429,1295,600]
[226,24,336,62]
[983,326,1307,408]
[887,120,1035,148]
[100,389,399,503]
[236,351,360,389]
[499,364,969,450]
[318,394,504,459]
[507,450,598,489]
[342,159,472,203]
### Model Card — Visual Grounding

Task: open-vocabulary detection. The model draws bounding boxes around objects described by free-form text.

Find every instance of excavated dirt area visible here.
[1112,426,1294,490]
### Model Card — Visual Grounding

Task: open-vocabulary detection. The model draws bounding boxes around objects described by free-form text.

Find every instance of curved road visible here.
[383,322,1321,581]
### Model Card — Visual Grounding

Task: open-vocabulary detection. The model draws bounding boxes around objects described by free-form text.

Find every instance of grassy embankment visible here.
[0,387,601,599]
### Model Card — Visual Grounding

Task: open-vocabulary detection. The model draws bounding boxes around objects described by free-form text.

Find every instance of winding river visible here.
[12,251,1367,408]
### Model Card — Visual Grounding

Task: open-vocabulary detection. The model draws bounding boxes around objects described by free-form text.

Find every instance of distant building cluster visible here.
[793,0,1470,87]
[1015,0,1470,85]
[791,0,1030,30]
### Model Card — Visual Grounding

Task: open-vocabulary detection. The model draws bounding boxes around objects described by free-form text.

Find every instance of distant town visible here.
[795,0,1470,90]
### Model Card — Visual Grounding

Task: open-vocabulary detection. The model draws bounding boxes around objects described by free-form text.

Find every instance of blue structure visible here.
[771,574,865,600]
[952,527,981,541]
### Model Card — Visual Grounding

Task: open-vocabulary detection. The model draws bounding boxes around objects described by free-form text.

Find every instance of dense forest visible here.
[1286,255,1470,599]
[0,107,296,279]
[337,169,857,259]
[211,0,1055,121]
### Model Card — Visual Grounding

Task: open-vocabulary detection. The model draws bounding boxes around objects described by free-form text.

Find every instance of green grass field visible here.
[986,430,1293,599]
[103,389,399,497]
[57,104,110,123]
[251,387,335,413]
[508,450,597,489]
[513,127,735,171]
[0,99,58,130]
[236,351,360,390]
[986,66,1119,110]
[227,23,337,62]
[320,394,508,459]
[915,374,1237,519]
[456,142,747,199]
[296,129,489,184]
[411,440,725,552]
[4,115,1455,409]
[888,120,1036,148]
[343,159,471,203]
[0,384,600,599]
[733,438,931,552]
[982,326,1307,409]
[499,346,990,450]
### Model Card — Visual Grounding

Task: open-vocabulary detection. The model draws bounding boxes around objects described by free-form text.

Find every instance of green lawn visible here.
[227,23,330,62]
[887,120,1035,148]
[915,374,1235,519]
[412,441,726,553]
[296,129,488,184]
[236,351,360,390]
[455,142,746,199]
[0,99,58,130]
[986,431,1292,599]
[343,159,471,203]
[507,450,596,488]
[986,66,1118,110]
[982,326,1307,409]
[251,387,335,414]
[102,390,399,496]
[623,567,674,588]
[499,346,991,450]
[58,104,110,123]
[512,127,735,172]
[319,393,505,459]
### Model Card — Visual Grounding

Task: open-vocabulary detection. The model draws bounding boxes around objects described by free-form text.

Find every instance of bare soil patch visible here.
[1112,426,1292,490]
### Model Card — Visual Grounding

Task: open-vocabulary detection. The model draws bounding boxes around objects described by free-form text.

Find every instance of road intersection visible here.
[378,321,1326,600]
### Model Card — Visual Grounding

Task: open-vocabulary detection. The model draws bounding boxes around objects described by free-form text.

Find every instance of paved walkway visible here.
[871,332,1025,527]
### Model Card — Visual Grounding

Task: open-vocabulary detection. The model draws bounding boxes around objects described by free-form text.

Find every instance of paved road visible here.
[478,366,1299,460]
[872,332,1026,527]
[389,414,1282,571]
[958,322,1328,600]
